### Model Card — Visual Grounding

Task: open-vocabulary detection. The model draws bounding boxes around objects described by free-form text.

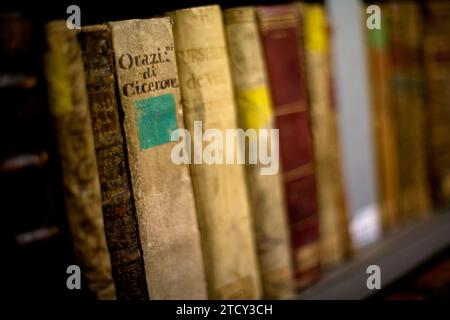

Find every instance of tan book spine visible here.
[43,21,116,299]
[224,6,295,299]
[302,3,350,266]
[387,1,431,219]
[365,3,400,229]
[109,18,207,299]
[169,5,262,299]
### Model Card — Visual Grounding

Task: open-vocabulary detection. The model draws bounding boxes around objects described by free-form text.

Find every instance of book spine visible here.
[170,5,262,299]
[256,5,320,289]
[366,3,400,229]
[424,1,450,204]
[224,6,294,299]
[78,25,149,300]
[43,21,116,299]
[387,1,431,218]
[325,7,353,259]
[109,18,207,299]
[328,28,354,259]
[302,3,350,266]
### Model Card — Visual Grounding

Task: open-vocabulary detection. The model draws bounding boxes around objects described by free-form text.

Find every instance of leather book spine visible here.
[257,5,320,289]
[387,1,431,219]
[78,25,149,300]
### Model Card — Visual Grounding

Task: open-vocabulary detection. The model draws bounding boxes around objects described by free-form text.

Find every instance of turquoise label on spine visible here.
[134,93,178,150]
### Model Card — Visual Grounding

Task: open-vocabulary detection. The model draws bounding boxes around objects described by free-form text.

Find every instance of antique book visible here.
[43,20,116,299]
[169,5,262,299]
[224,6,294,299]
[424,1,450,205]
[78,25,148,300]
[387,1,431,219]
[301,3,351,266]
[256,5,320,289]
[109,18,207,299]
[365,2,400,230]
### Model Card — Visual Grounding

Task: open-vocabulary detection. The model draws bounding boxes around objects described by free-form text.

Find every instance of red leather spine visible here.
[257,5,320,289]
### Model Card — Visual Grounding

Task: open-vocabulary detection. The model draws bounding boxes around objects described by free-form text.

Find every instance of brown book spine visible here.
[257,5,320,289]
[387,1,431,218]
[424,1,450,204]
[78,25,148,300]
[43,21,116,299]
[366,3,400,229]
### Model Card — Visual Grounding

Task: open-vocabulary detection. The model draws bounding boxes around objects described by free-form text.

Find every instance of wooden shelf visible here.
[297,208,450,300]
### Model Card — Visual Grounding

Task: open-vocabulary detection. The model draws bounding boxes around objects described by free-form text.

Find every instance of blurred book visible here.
[44,20,116,299]
[257,4,321,289]
[224,6,295,299]
[301,1,352,267]
[424,0,450,206]
[386,0,431,220]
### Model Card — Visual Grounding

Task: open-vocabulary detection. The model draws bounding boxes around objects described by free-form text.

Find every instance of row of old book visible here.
[367,0,450,228]
[40,0,450,300]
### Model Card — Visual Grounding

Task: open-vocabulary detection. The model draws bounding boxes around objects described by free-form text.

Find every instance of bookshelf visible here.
[297,208,450,300]
[3,0,450,300]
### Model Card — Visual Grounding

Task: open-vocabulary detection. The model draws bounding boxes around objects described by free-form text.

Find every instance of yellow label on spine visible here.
[237,86,273,130]
[305,4,328,54]
[44,22,73,117]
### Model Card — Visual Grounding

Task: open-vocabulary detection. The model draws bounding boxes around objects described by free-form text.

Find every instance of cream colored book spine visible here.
[302,3,351,266]
[169,5,262,299]
[224,6,294,299]
[109,18,207,299]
